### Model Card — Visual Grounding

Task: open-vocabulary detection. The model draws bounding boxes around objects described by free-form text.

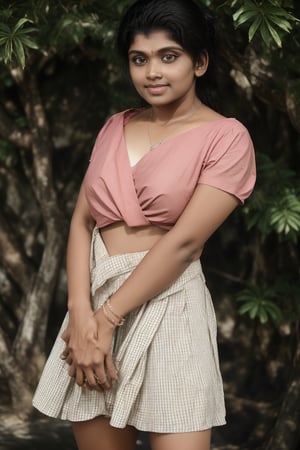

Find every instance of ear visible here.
[194,51,209,77]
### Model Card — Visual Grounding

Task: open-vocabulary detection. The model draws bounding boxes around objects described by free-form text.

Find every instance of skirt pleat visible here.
[32,228,226,432]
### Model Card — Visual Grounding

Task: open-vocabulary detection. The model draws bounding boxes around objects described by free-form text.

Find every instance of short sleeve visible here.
[88,109,139,163]
[198,123,256,203]
[88,115,116,163]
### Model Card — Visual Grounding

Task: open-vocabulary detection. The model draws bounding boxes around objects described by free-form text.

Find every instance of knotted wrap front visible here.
[33,228,226,432]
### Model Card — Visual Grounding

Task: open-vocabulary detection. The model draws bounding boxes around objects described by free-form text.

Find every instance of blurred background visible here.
[0,1,299,449]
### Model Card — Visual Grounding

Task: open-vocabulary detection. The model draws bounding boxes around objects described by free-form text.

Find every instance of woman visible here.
[33,1,256,449]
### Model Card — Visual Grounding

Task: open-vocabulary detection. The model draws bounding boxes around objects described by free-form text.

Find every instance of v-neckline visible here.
[122,108,235,170]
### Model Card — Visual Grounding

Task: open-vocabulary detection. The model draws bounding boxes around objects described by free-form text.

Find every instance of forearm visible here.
[66,216,94,315]
[109,230,201,317]
[108,185,239,318]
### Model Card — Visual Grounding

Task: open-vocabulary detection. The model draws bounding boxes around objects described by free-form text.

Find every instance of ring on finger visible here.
[94,373,105,385]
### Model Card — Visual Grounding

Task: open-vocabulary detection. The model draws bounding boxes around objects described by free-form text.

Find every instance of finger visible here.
[60,348,70,360]
[105,353,119,381]
[66,354,73,365]
[93,366,110,390]
[85,369,102,391]
[75,368,87,387]
[68,363,76,378]
[60,340,71,358]
[91,346,110,389]
[61,329,70,343]
[93,372,108,390]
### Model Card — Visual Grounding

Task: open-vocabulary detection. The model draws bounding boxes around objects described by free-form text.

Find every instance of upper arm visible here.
[169,183,239,257]
[198,125,256,204]
[71,182,95,231]
[167,124,256,256]
[70,114,120,233]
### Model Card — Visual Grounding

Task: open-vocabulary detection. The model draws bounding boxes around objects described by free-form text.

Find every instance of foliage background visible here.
[0,1,299,449]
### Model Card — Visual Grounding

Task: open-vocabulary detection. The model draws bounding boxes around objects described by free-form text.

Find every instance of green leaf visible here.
[19,35,38,50]
[226,0,299,48]
[4,39,12,64]
[260,20,272,46]
[249,304,259,319]
[16,27,37,36]
[13,37,25,68]
[264,3,299,20]
[0,23,10,34]
[268,14,292,32]
[248,15,263,41]
[232,5,247,22]
[12,18,33,34]
[232,1,258,21]
[235,10,258,27]
[239,302,255,314]
[266,20,283,47]
[259,308,268,324]
[236,285,284,325]
[229,0,240,6]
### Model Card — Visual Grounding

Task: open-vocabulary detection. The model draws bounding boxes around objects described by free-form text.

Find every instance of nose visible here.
[146,59,162,79]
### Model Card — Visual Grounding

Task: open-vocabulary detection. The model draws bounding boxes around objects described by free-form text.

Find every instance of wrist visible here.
[68,298,93,316]
[109,294,130,318]
[95,298,126,329]
[94,307,116,331]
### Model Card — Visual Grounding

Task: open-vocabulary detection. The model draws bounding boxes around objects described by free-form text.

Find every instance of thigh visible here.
[149,429,211,450]
[72,416,138,450]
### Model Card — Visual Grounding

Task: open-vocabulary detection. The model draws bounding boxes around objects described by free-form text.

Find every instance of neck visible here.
[150,98,202,125]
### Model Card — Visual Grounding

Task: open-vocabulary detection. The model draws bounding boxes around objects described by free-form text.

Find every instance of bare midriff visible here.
[100,221,167,256]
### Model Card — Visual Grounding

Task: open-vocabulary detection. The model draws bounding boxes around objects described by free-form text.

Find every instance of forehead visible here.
[128,30,182,53]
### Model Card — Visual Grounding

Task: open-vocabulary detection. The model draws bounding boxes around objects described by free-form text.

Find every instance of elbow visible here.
[177,239,204,264]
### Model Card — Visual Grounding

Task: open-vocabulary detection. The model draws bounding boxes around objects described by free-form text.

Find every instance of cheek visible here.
[129,68,143,85]
[131,80,143,95]
[129,74,146,96]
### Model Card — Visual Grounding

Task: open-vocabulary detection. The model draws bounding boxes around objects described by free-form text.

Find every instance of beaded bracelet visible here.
[101,298,125,327]
[106,297,125,325]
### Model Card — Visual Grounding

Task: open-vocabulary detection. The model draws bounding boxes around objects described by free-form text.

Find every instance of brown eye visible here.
[131,55,147,65]
[162,54,178,63]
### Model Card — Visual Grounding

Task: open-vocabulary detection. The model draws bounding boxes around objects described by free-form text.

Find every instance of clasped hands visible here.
[60,307,119,391]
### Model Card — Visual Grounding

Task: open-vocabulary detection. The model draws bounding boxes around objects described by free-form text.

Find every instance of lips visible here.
[145,84,169,95]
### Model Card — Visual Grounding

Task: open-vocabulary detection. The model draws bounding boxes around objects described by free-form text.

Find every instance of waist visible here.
[90,227,203,298]
[100,221,168,256]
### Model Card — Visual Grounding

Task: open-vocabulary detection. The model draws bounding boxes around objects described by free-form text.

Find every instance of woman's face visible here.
[128,30,206,107]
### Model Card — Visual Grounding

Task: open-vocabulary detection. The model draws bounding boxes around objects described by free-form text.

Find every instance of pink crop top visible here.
[84,108,256,230]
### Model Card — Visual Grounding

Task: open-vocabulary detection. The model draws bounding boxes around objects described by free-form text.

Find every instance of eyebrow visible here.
[128,46,183,55]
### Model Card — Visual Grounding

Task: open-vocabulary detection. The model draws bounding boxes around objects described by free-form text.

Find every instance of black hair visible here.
[117,0,218,109]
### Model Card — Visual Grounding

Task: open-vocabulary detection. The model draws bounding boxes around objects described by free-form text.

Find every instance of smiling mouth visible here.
[145,84,169,95]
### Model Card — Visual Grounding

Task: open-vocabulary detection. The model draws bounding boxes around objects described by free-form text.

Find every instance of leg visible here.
[72,416,138,450]
[149,429,211,450]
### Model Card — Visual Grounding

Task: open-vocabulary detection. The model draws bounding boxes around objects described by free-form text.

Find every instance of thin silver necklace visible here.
[149,140,163,151]
[147,110,173,151]
[147,108,197,151]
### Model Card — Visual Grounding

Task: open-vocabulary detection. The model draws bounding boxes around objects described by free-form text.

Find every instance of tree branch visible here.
[0,103,32,149]
[286,80,300,133]
[0,214,35,291]
[9,68,68,362]
[265,333,300,450]
[0,328,34,417]
[224,45,300,133]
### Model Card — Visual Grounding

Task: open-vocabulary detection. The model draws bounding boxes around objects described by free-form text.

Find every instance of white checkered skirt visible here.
[33,229,226,432]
